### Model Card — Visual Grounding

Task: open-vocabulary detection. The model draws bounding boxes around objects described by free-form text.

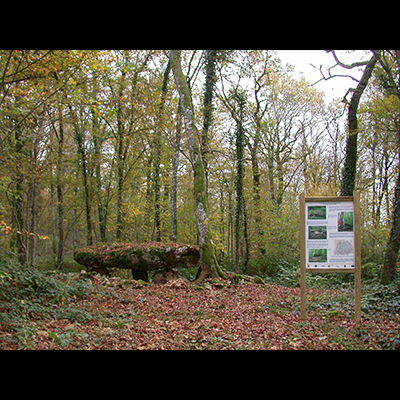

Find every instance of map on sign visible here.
[306,201,355,269]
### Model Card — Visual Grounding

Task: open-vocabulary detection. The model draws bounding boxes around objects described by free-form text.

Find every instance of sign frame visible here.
[300,193,362,323]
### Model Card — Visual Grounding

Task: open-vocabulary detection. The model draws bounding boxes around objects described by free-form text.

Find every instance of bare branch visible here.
[312,65,361,87]
[0,50,14,92]
[325,50,370,70]
[311,50,372,88]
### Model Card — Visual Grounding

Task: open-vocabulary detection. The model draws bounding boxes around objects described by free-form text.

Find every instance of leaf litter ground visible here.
[1,274,399,350]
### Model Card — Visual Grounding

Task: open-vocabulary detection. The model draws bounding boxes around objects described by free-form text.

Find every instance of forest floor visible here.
[1,268,400,350]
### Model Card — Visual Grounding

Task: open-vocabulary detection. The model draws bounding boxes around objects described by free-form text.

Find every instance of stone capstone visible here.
[74,242,200,281]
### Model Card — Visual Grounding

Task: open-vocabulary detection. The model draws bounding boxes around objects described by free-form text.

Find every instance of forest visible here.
[1,50,400,350]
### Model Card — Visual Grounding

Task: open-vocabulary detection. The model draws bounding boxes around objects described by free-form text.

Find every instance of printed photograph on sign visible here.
[308,206,327,220]
[338,212,354,232]
[309,226,327,240]
[309,249,328,263]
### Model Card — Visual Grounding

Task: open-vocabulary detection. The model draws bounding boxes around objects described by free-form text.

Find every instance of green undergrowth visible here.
[0,257,94,343]
[1,254,400,350]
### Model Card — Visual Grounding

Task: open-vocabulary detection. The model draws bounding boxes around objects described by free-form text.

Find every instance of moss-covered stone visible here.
[253,276,266,285]
[74,243,201,280]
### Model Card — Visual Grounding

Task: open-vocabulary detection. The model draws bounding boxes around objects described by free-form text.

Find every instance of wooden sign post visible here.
[300,193,362,323]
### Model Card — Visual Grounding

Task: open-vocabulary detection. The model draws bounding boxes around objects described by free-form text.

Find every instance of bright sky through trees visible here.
[277,50,372,104]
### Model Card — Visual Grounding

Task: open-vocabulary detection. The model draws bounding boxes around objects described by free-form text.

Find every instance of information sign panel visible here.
[300,194,362,323]
[306,200,355,270]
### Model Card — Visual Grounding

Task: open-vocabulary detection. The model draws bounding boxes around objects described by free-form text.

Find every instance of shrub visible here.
[0,256,93,331]
[362,280,400,316]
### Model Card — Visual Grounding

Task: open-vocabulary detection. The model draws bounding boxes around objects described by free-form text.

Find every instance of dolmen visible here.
[74,242,200,282]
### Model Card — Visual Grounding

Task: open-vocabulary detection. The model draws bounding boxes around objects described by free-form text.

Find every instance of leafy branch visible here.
[0,217,49,241]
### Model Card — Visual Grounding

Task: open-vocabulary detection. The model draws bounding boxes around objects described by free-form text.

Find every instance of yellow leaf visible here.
[21,300,25,305]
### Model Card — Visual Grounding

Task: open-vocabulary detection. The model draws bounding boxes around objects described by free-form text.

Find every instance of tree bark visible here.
[234,92,249,273]
[92,111,107,243]
[90,76,108,244]
[202,50,218,194]
[171,100,182,243]
[380,50,400,284]
[170,50,226,282]
[56,106,65,268]
[116,72,126,241]
[154,60,171,242]
[341,54,378,196]
[382,152,400,284]
[69,105,93,246]
[11,121,27,265]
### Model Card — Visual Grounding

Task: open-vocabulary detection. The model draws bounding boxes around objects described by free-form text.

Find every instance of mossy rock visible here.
[74,243,201,280]
[253,276,266,285]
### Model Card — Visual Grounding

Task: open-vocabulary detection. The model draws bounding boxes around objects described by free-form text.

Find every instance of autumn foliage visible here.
[1,261,399,350]
[2,50,400,350]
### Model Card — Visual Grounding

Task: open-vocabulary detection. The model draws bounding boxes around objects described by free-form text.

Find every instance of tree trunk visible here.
[116,77,126,241]
[202,50,218,194]
[56,106,65,269]
[154,60,171,242]
[116,138,124,242]
[380,50,400,284]
[11,122,27,265]
[341,54,378,196]
[234,92,249,273]
[13,175,26,265]
[27,132,40,266]
[171,100,182,243]
[250,147,265,256]
[91,102,107,243]
[70,105,93,246]
[382,156,400,284]
[170,50,226,282]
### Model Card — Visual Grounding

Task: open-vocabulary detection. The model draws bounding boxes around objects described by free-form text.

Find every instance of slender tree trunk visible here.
[171,100,182,243]
[27,134,39,266]
[91,106,107,243]
[11,121,27,265]
[202,50,218,194]
[56,106,65,268]
[56,159,64,268]
[381,50,400,284]
[234,92,248,273]
[82,155,93,246]
[250,147,265,256]
[154,60,171,242]
[154,135,162,242]
[382,133,400,284]
[116,160,124,241]
[50,184,57,262]
[70,106,93,246]
[341,54,378,196]
[170,50,226,282]
[13,170,26,265]
[116,86,125,242]
[94,156,107,243]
